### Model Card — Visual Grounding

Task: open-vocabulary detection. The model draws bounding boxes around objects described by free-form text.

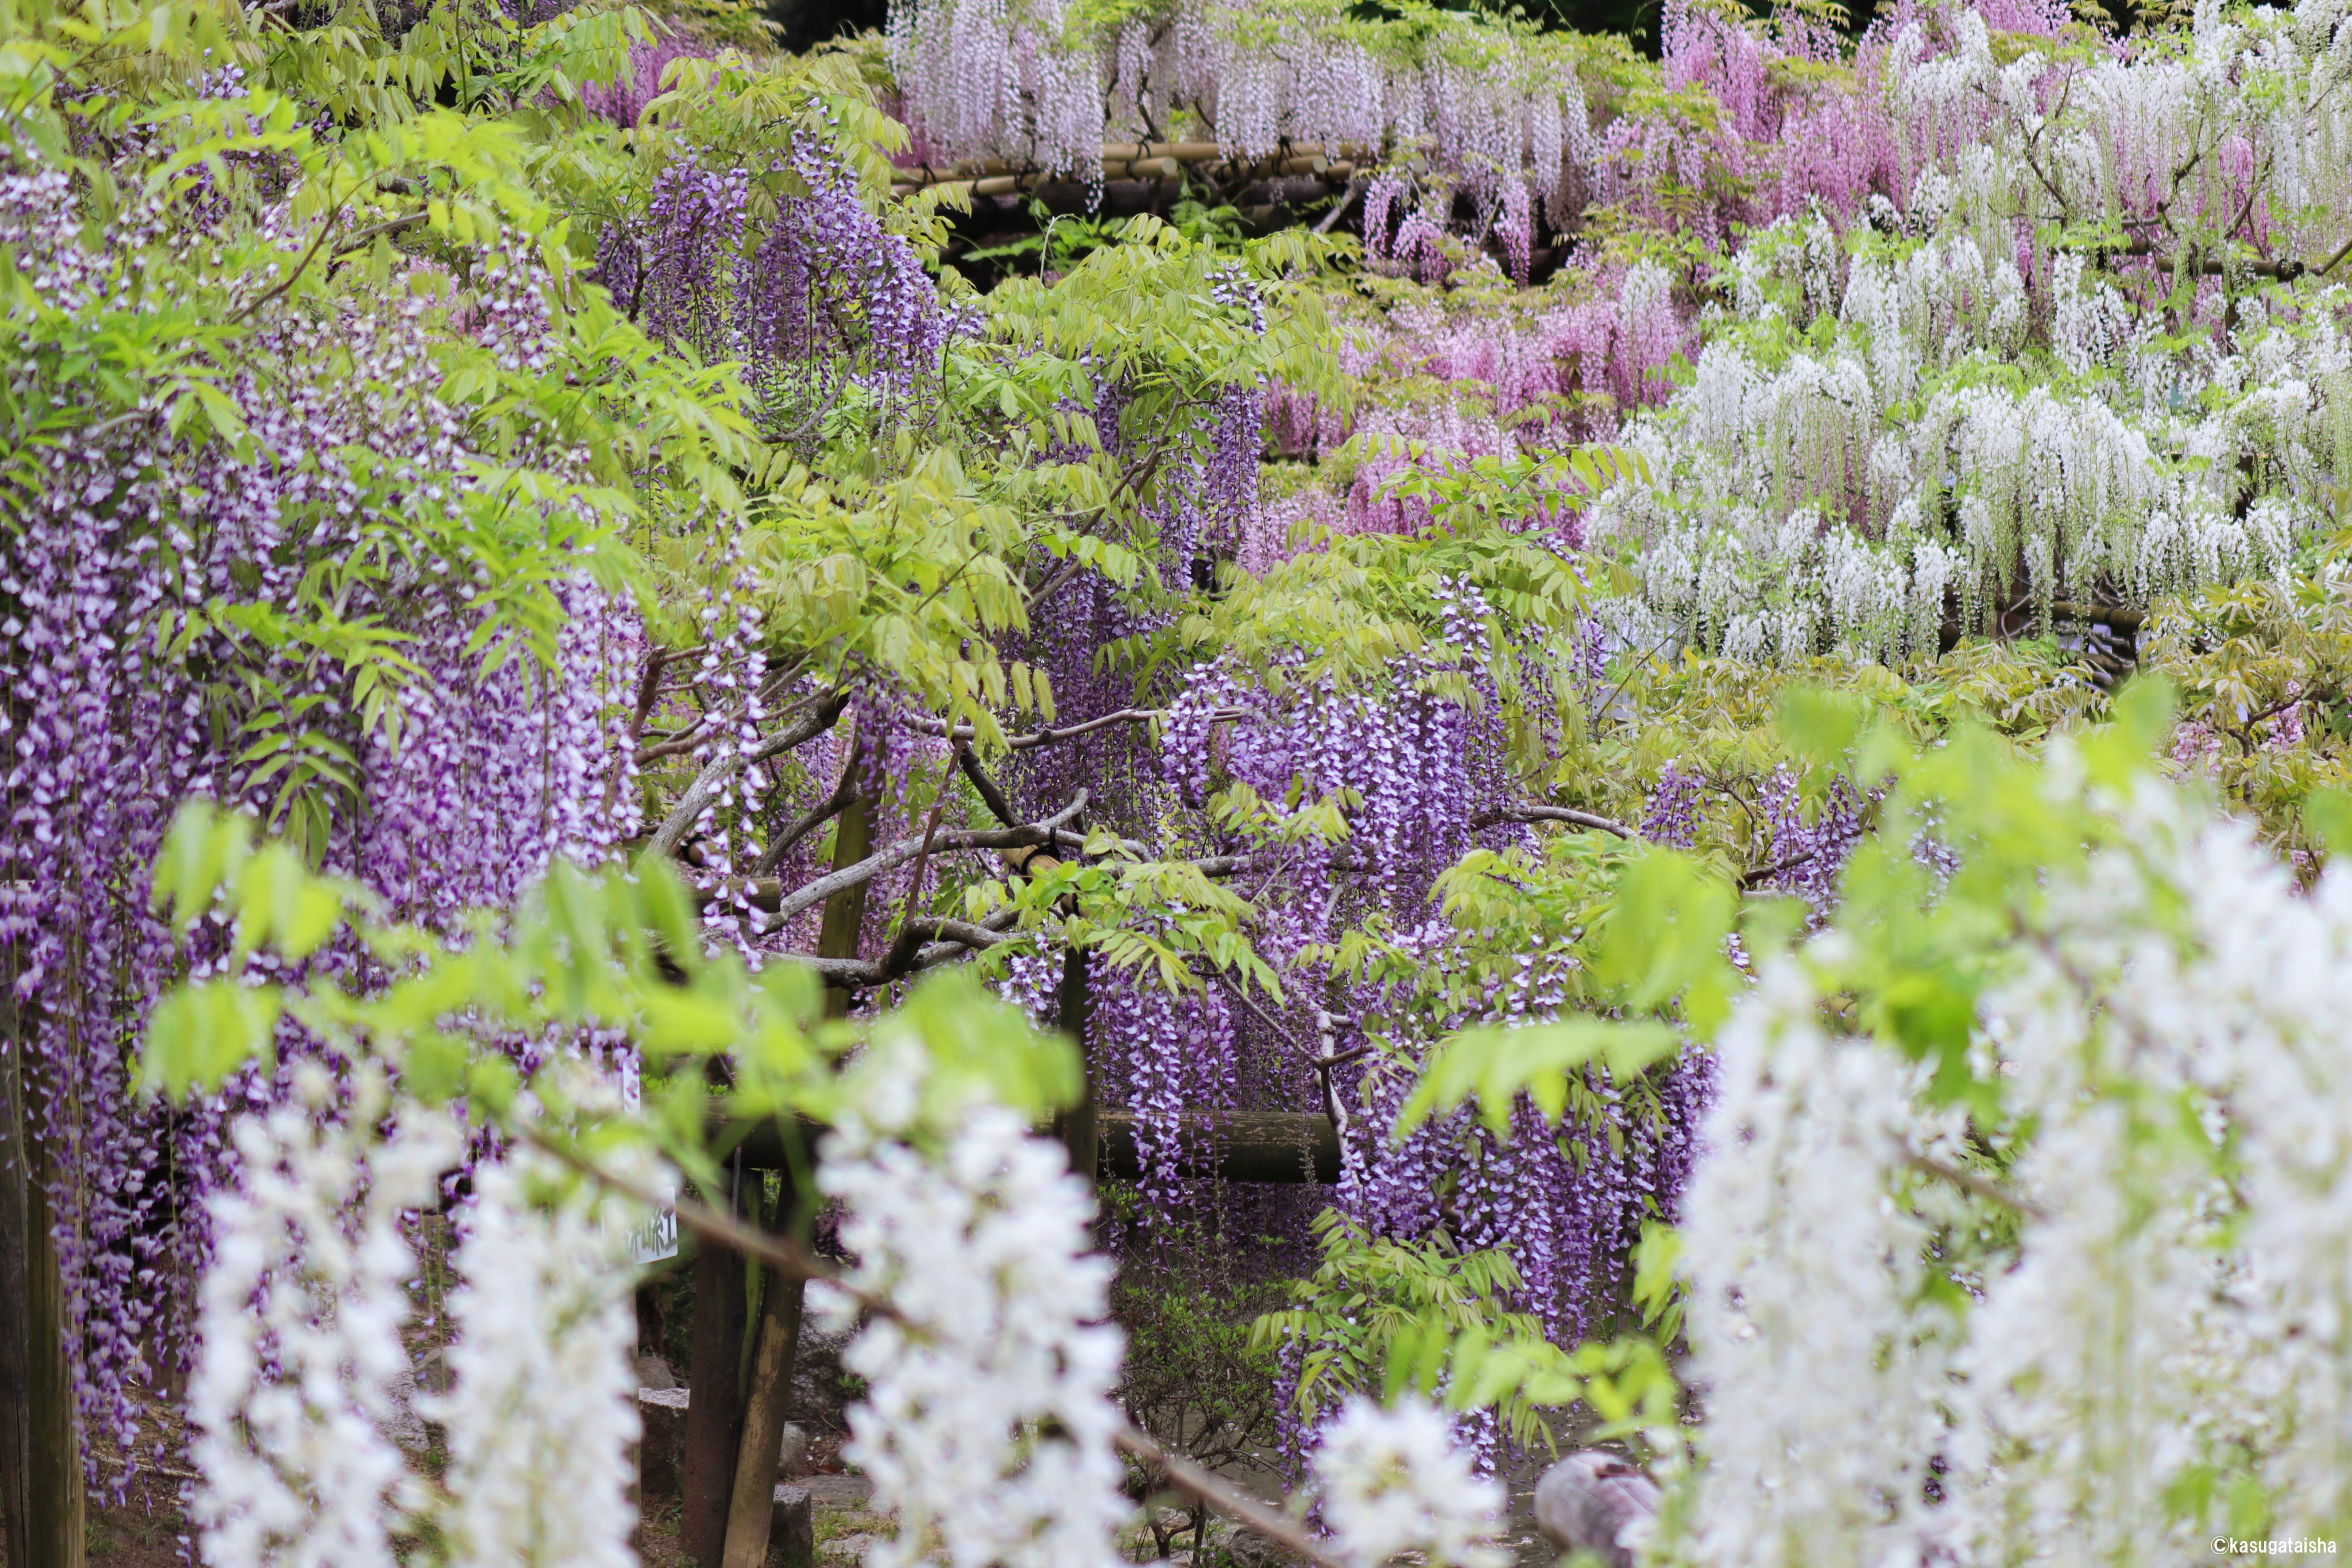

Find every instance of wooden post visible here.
[680,1162,748,1568]
[1055,946,1097,1187]
[0,1005,84,1568]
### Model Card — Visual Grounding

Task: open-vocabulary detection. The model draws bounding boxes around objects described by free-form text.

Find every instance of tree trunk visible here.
[0,1020,85,1568]
[1055,946,1097,1187]
[698,782,868,1565]
[680,1165,748,1568]
[816,789,873,1021]
[717,1254,806,1568]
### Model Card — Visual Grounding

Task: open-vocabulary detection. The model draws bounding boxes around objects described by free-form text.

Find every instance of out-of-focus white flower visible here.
[189,1064,461,1568]
[1674,765,2352,1564]
[1310,1394,1508,1568]
[428,1142,652,1568]
[192,1064,655,1568]
[1676,964,1965,1568]
[813,1060,1130,1568]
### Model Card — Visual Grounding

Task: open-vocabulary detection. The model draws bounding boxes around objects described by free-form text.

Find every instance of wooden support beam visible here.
[1098,1111,1341,1184]
[891,138,1396,196]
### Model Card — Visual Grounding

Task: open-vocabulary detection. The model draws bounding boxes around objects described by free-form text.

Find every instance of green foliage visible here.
[140,803,1078,1183]
[0,0,785,856]
[1115,1276,1286,1477]
[1398,1017,1680,1136]
[1251,1211,1576,1449]
[2142,578,2352,855]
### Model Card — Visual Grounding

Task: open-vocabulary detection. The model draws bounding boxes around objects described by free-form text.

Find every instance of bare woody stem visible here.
[753,791,1089,935]
[1902,1151,2051,1221]
[1470,803,1638,840]
[647,692,850,857]
[1112,1426,1351,1568]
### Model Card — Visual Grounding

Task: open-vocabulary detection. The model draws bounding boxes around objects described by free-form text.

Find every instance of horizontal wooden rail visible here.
[892,140,1396,199]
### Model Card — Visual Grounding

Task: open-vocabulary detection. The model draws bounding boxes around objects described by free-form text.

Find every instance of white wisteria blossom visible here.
[1310,1395,1510,1568]
[427,1141,652,1568]
[1588,0,2352,661]
[190,1067,656,1568]
[188,1063,461,1568]
[1674,965,1968,1568]
[1672,749,2352,1565]
[813,1052,1132,1568]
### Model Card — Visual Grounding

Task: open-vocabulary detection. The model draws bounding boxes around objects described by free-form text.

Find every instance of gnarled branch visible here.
[752,793,1089,936]
[647,692,851,858]
[1472,803,1638,841]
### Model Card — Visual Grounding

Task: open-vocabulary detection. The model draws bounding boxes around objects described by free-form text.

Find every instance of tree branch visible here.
[331,210,429,256]
[1113,1426,1349,1568]
[753,793,1089,936]
[1314,175,1368,235]
[1471,803,1638,841]
[2069,237,2307,281]
[1740,847,1817,889]
[873,748,961,981]
[957,746,1023,828]
[1903,1151,2051,1221]
[646,693,850,857]
[918,706,1245,752]
[783,916,1012,987]
[755,769,857,878]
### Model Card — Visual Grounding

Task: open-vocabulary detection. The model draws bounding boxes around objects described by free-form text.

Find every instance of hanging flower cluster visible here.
[1577,0,2352,659]
[595,123,956,425]
[189,1073,653,1568]
[885,0,1599,216]
[429,1145,647,1568]
[187,1068,461,1568]
[812,1062,1134,1568]
[2,158,637,1464]
[1157,582,1706,1365]
[1311,1394,1510,1568]
[1673,752,2352,1561]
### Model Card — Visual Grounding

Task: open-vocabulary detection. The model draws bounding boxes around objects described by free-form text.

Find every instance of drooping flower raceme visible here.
[428,1143,649,1568]
[1673,760,2352,1563]
[814,1082,1131,1568]
[1310,1394,1508,1568]
[188,1066,462,1568]
[1674,965,1968,1568]
[190,1078,653,1568]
